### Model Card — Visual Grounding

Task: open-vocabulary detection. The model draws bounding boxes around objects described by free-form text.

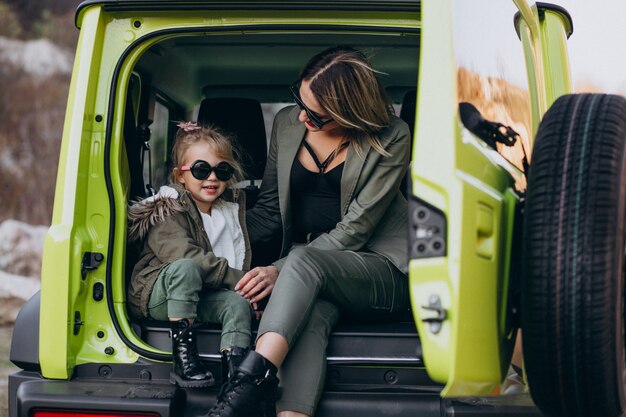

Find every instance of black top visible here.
[290,141,346,243]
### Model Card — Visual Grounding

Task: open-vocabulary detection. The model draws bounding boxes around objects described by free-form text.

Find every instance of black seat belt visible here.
[137,121,155,197]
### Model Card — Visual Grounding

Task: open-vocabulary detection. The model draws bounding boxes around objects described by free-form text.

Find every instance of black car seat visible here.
[197,97,268,208]
[399,89,416,197]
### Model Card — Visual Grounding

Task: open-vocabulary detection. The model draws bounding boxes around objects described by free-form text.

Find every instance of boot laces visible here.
[207,374,256,416]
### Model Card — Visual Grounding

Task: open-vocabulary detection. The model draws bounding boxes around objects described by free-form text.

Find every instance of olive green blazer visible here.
[247,105,410,273]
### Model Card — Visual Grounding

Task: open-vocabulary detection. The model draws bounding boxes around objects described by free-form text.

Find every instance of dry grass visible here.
[457,67,532,173]
[0,60,70,225]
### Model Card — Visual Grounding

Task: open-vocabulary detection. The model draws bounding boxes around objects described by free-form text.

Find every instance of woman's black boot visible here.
[220,346,248,383]
[206,350,279,417]
[170,318,215,388]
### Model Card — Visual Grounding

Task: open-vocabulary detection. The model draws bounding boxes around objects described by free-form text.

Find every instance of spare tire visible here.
[522,93,626,417]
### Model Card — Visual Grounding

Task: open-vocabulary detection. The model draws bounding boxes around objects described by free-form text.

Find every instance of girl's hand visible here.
[235,266,278,303]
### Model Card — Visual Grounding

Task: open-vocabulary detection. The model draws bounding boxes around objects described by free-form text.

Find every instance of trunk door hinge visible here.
[81,252,104,279]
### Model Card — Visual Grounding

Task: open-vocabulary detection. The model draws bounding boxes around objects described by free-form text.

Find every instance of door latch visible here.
[421,294,447,334]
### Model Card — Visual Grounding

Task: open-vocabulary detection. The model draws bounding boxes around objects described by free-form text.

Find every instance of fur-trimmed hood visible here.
[127,184,243,242]
[127,185,186,242]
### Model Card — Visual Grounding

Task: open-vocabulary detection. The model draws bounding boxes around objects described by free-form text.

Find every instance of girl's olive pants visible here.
[257,246,410,416]
[148,258,252,350]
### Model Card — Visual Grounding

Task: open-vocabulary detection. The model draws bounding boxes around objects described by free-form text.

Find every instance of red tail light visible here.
[33,411,159,417]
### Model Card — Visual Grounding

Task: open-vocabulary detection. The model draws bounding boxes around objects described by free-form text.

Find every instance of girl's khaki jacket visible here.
[126,183,251,319]
[247,105,410,273]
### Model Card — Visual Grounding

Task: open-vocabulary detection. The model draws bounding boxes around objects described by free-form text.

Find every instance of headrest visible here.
[198,97,267,179]
[400,89,417,136]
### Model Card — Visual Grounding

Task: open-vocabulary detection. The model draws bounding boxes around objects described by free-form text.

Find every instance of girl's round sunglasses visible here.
[181,160,235,181]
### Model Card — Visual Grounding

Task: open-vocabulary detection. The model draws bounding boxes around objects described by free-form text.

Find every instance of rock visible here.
[0,36,73,78]
[0,219,47,278]
[0,270,40,301]
[0,287,39,326]
[0,219,46,325]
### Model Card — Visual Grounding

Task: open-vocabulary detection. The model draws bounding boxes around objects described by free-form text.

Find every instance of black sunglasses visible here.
[289,84,334,129]
[181,160,235,181]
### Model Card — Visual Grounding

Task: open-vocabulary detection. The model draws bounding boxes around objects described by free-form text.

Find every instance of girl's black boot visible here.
[170,318,215,388]
[206,350,279,417]
[220,346,248,383]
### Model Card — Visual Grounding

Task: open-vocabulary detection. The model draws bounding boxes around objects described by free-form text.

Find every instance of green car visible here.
[8,1,626,416]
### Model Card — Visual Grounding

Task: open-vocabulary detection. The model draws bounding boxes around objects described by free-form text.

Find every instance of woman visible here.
[206,45,411,417]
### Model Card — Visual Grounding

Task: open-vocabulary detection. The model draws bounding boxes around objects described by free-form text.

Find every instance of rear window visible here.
[452,0,532,174]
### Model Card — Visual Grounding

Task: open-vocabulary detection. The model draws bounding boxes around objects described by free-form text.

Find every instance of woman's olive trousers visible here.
[148,258,252,350]
[257,246,410,415]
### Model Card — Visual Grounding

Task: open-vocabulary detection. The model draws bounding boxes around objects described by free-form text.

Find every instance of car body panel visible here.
[39,6,132,379]
[409,0,571,396]
[515,2,572,138]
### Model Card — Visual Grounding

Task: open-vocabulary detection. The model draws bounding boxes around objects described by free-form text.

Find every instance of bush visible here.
[31,9,78,50]
[0,0,77,225]
[0,2,23,38]
[3,0,79,30]
[0,1,79,49]
[0,59,69,225]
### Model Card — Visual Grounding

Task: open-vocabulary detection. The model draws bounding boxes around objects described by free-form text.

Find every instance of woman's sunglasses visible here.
[289,84,334,129]
[180,160,235,181]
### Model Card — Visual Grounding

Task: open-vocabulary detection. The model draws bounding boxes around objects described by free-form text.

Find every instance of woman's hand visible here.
[236,265,279,304]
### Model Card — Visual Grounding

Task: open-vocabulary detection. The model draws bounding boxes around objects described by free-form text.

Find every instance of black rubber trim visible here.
[10,292,41,372]
[76,0,420,29]
[514,2,573,40]
[12,374,184,417]
[103,24,420,361]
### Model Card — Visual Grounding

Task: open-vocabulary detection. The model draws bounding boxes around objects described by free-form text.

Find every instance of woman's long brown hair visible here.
[300,45,395,156]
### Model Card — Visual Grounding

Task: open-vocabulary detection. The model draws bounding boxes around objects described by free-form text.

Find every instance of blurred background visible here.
[0,1,623,416]
[0,2,78,414]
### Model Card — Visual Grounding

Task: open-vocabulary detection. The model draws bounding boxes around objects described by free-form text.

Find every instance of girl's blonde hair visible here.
[300,45,395,156]
[170,123,243,191]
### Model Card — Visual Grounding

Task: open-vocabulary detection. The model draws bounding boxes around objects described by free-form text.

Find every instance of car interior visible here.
[120,27,437,393]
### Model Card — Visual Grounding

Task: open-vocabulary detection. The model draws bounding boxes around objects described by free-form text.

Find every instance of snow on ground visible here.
[0,36,72,77]
[0,220,46,325]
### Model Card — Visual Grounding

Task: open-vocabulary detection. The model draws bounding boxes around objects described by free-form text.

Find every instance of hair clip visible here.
[176,121,202,132]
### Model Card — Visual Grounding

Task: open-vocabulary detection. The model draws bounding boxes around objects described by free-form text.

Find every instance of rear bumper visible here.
[9,371,184,417]
[10,369,542,417]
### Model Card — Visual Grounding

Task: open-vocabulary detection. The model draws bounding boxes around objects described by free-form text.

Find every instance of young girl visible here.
[127,122,253,388]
